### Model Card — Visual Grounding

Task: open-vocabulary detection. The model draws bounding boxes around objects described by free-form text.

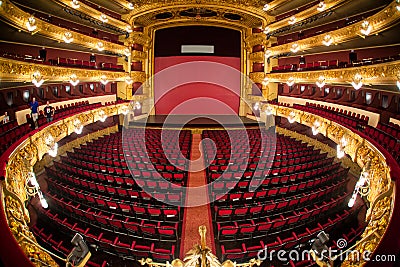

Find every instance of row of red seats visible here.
[41,207,176,261]
[214,177,347,217]
[46,193,179,242]
[214,176,347,222]
[51,58,124,72]
[217,191,348,241]
[306,102,369,123]
[221,208,358,262]
[364,126,400,162]
[32,223,109,267]
[47,166,182,211]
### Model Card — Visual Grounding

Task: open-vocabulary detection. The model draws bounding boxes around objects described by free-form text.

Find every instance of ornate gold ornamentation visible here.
[267,0,400,57]
[267,104,395,266]
[266,60,400,87]
[0,57,128,83]
[0,0,127,55]
[1,104,128,266]
[124,1,274,28]
[266,0,348,33]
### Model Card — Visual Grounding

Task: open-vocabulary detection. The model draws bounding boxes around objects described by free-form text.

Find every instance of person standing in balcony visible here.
[43,101,55,123]
[3,112,9,124]
[29,97,39,129]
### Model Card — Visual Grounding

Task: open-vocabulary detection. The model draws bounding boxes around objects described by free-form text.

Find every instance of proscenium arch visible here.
[123,3,274,28]
[147,22,251,116]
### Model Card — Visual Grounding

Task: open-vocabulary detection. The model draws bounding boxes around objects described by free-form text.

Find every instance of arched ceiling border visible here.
[123,3,274,29]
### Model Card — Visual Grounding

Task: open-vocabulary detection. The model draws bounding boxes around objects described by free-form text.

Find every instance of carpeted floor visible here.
[181,134,215,257]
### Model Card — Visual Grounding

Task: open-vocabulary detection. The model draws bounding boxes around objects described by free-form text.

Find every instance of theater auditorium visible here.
[0,0,399,266]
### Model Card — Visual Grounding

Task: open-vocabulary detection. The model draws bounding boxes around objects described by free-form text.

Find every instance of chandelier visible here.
[337,135,347,159]
[97,41,104,51]
[265,105,273,116]
[316,76,326,88]
[286,77,295,86]
[322,35,333,46]
[26,172,48,208]
[26,16,37,32]
[288,111,296,123]
[100,75,109,85]
[317,1,326,11]
[71,0,80,8]
[98,110,108,122]
[360,21,372,36]
[262,77,269,86]
[290,43,300,53]
[288,16,296,25]
[348,160,371,207]
[63,31,74,43]
[312,120,321,135]
[74,119,83,134]
[351,74,363,90]
[32,71,45,87]
[45,134,58,158]
[69,73,79,86]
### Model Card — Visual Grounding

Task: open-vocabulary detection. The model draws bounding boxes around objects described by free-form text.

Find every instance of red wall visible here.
[154,56,241,115]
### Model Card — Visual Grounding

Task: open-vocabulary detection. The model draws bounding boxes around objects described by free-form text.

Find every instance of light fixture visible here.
[265,50,272,58]
[322,35,333,46]
[26,16,37,32]
[348,161,371,207]
[45,134,58,158]
[262,77,269,86]
[32,71,44,87]
[317,1,326,11]
[74,119,83,134]
[288,16,296,25]
[98,110,107,122]
[316,76,326,88]
[100,75,109,85]
[128,2,134,10]
[63,31,74,43]
[99,14,108,23]
[265,105,273,116]
[290,43,300,53]
[97,41,104,51]
[337,136,347,159]
[286,77,295,86]
[253,102,260,111]
[125,76,133,85]
[26,172,48,209]
[397,80,400,90]
[263,4,269,11]
[126,25,133,33]
[351,73,363,90]
[360,21,372,36]
[312,120,321,135]
[288,111,296,124]
[120,106,129,115]
[263,27,270,34]
[124,48,131,57]
[397,5,400,11]
[135,101,141,110]
[71,0,80,8]
[69,74,79,86]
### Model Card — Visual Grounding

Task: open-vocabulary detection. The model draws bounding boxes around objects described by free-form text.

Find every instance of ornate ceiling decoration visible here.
[129,4,266,29]
[123,1,274,29]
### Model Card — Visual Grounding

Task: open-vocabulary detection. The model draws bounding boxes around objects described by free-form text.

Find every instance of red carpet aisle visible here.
[181,134,215,257]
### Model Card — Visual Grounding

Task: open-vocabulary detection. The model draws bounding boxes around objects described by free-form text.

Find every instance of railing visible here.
[0,103,129,266]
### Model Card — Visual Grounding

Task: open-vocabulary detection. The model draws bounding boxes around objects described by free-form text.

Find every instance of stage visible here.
[129,115,261,128]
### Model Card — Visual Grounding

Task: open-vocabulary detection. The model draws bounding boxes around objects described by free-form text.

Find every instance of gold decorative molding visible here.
[266,60,400,86]
[249,51,265,62]
[57,0,130,31]
[267,0,400,57]
[264,104,395,266]
[0,57,128,83]
[124,1,274,28]
[0,0,127,55]
[127,32,153,48]
[245,33,268,49]
[266,0,348,33]
[249,72,266,84]
[2,104,128,266]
